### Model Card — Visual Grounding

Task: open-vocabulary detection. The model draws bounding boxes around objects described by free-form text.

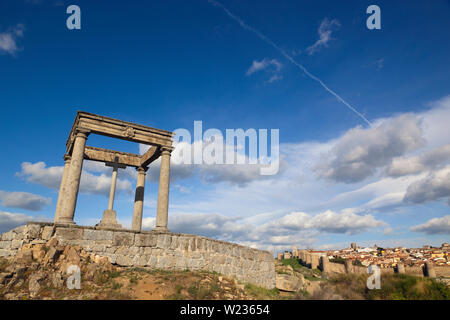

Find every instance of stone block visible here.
[11,240,23,250]
[113,232,135,246]
[0,241,11,250]
[54,227,84,240]
[156,234,171,249]
[134,233,157,247]
[83,229,113,241]
[1,231,14,241]
[24,224,41,239]
[103,253,117,264]
[276,274,303,292]
[41,226,54,240]
[116,255,133,266]
[0,249,12,257]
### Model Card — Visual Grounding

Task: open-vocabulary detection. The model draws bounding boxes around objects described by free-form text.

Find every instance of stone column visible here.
[396,262,405,274]
[424,262,436,278]
[132,167,147,231]
[155,147,172,231]
[107,165,118,211]
[57,130,89,224]
[54,155,71,222]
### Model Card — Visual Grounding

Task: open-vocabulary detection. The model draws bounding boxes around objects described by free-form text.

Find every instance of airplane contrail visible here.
[208,0,372,126]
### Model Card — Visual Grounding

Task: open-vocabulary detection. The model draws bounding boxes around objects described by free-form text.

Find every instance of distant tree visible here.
[352,260,364,267]
[329,257,345,264]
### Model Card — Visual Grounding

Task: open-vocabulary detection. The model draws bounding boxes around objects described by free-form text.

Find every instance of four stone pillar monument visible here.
[53,111,175,232]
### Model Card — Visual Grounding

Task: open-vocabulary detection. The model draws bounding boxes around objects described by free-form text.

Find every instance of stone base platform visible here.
[0,222,276,289]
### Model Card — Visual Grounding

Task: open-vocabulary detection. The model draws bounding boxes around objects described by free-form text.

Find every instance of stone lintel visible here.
[84,146,141,167]
[66,111,174,154]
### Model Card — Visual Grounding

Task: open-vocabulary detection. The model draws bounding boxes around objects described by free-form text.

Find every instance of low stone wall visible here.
[0,222,276,289]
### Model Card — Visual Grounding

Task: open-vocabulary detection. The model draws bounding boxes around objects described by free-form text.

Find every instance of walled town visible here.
[278,242,450,270]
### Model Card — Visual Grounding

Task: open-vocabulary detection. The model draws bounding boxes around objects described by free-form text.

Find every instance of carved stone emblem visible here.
[123,126,135,138]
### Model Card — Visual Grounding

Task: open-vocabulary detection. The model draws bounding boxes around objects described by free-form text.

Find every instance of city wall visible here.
[296,250,449,278]
[0,222,276,289]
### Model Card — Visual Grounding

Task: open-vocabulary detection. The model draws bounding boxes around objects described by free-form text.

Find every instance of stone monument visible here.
[53,111,174,231]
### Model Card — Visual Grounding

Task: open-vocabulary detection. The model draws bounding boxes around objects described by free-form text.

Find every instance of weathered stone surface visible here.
[25,224,41,239]
[84,229,113,241]
[134,233,156,247]
[15,249,33,264]
[11,240,24,250]
[55,227,84,240]
[41,226,54,240]
[1,231,14,241]
[113,232,135,246]
[0,241,11,249]
[28,271,46,298]
[275,274,303,292]
[156,233,172,249]
[116,254,133,266]
[0,249,12,257]
[44,247,60,264]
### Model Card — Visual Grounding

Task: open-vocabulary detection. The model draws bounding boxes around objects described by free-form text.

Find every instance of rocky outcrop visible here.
[0,236,118,300]
[276,274,303,292]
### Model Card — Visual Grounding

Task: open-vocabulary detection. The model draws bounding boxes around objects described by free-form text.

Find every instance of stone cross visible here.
[105,156,126,211]
[53,111,174,232]
[98,156,126,229]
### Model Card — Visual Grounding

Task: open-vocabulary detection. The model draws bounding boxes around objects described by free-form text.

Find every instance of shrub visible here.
[280,259,304,271]
[366,274,450,300]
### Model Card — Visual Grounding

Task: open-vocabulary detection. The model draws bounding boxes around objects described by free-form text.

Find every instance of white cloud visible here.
[0,211,32,233]
[245,58,283,84]
[141,209,384,252]
[387,144,450,177]
[17,161,132,197]
[141,139,282,187]
[0,24,25,56]
[311,210,385,234]
[0,191,51,211]
[266,74,282,84]
[245,58,282,76]
[17,162,63,189]
[411,215,450,235]
[420,95,450,148]
[404,166,450,205]
[314,114,424,183]
[306,18,340,55]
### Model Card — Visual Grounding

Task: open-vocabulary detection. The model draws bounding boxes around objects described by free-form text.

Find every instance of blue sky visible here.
[0,0,449,252]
